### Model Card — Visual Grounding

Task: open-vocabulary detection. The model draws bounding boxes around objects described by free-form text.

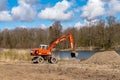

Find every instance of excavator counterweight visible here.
[30,33,77,64]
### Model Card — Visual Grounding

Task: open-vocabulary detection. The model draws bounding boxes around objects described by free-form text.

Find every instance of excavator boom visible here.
[48,33,74,51]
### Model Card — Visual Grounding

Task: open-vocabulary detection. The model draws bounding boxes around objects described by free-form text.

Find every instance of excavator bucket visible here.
[71,51,78,58]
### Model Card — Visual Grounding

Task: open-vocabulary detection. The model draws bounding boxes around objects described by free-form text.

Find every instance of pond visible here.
[53,51,120,59]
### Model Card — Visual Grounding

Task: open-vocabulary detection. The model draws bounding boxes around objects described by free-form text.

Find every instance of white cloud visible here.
[0,0,12,21]
[38,0,73,21]
[0,0,7,11]
[11,0,36,21]
[74,21,86,29]
[19,25,27,28]
[81,0,105,20]
[0,11,12,21]
[74,22,83,28]
[74,19,98,29]
[74,20,89,29]
[19,0,39,4]
[40,24,46,29]
[108,0,120,16]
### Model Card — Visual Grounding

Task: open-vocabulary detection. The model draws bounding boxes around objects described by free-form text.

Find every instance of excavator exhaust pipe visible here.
[71,51,78,58]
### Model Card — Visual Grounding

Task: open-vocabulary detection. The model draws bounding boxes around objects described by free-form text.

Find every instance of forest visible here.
[0,16,120,50]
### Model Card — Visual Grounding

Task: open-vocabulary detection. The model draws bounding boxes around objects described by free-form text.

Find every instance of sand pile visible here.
[82,51,120,65]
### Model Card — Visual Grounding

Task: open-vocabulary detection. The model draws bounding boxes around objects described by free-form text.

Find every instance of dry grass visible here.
[0,49,31,62]
[0,49,78,63]
[0,49,67,62]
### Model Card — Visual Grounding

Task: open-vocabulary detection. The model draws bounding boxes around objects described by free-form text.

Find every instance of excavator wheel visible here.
[50,57,58,64]
[32,56,39,64]
[38,56,44,63]
[32,56,44,64]
[71,51,78,58]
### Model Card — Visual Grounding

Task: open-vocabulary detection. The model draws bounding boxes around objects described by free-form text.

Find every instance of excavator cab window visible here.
[39,44,48,50]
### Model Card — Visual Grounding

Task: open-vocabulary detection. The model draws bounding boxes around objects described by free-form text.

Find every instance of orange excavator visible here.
[30,33,77,64]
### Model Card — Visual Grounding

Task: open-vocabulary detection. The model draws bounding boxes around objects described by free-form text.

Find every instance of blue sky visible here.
[0,0,120,30]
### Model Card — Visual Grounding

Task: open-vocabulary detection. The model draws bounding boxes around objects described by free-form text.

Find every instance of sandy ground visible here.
[0,61,120,80]
[0,51,120,80]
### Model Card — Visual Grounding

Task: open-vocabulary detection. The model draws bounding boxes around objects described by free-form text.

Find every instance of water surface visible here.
[53,51,120,59]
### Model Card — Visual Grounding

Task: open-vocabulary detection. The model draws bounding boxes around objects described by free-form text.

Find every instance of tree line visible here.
[0,16,120,50]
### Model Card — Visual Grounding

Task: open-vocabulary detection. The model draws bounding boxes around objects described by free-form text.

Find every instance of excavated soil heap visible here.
[82,51,120,65]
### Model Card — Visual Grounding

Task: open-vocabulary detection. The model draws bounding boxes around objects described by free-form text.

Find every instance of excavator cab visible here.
[39,44,48,50]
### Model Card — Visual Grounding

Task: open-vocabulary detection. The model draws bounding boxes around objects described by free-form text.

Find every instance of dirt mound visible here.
[82,51,120,65]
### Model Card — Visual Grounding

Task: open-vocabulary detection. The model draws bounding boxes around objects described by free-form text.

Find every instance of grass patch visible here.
[0,49,32,62]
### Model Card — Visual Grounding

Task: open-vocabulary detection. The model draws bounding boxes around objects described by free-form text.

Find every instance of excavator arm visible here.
[48,33,75,51]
